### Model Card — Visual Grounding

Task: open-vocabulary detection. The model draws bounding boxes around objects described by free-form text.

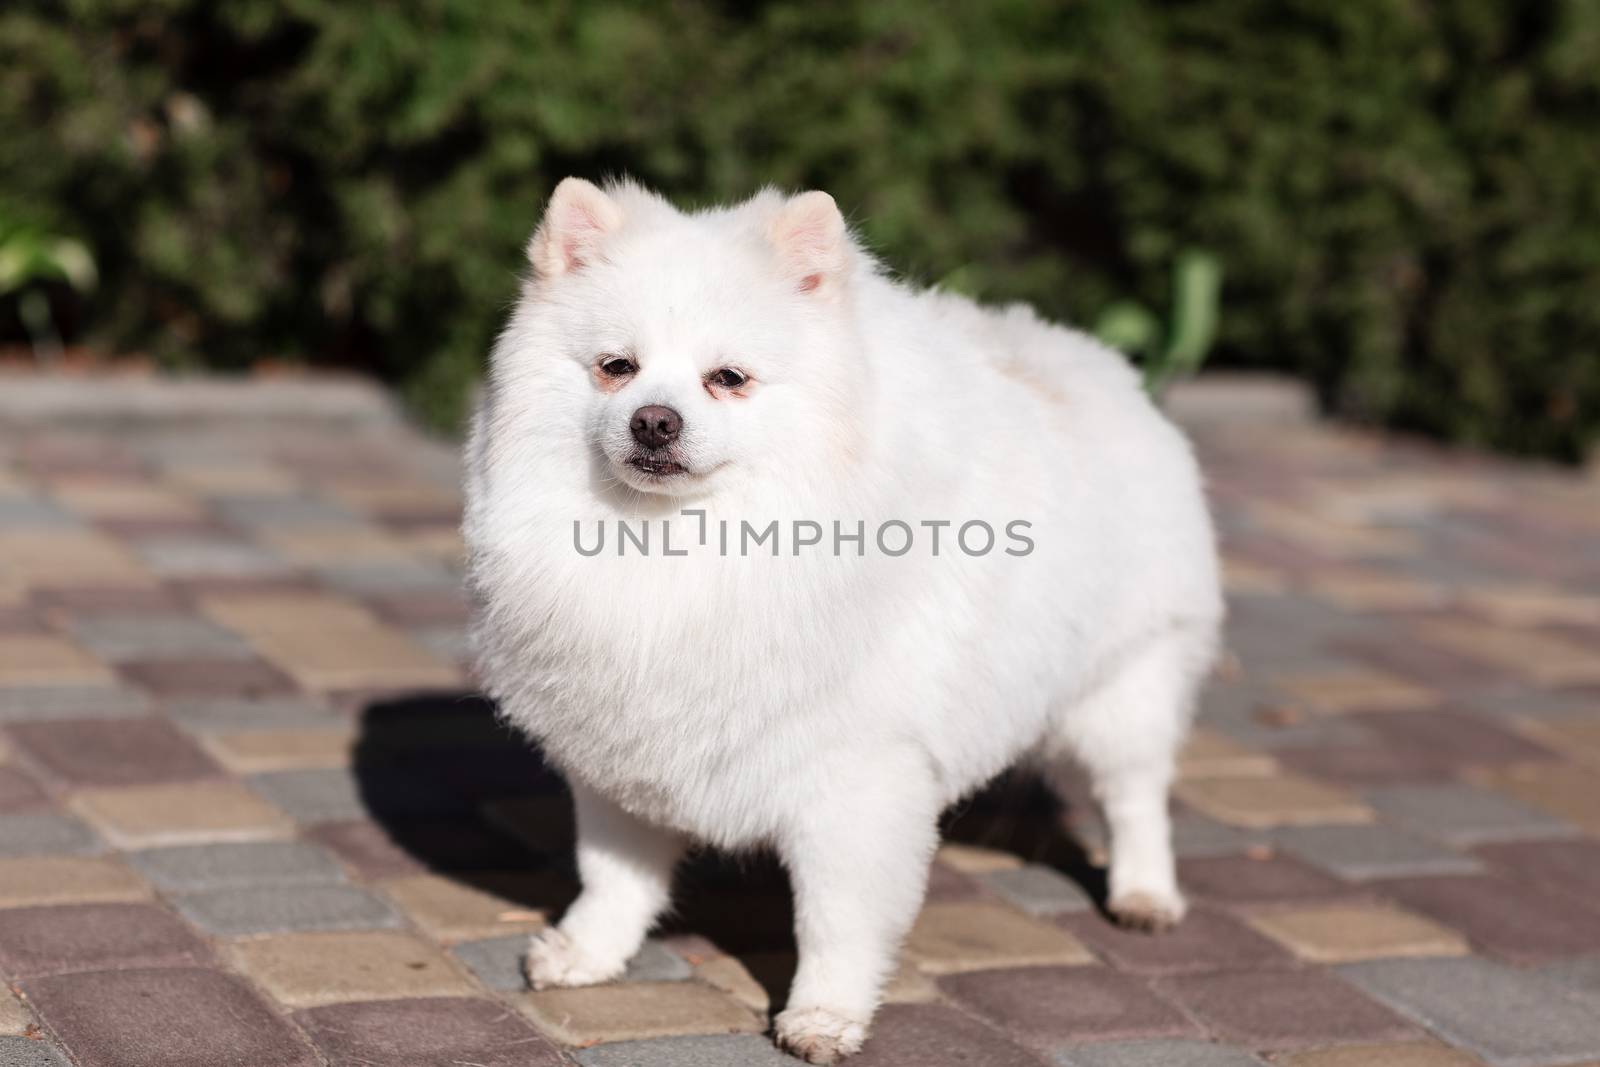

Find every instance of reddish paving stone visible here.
[1060,908,1294,975]
[1274,744,1460,786]
[1381,874,1600,963]
[22,966,319,1067]
[118,658,298,698]
[1355,711,1558,768]
[7,719,220,786]
[1179,853,1352,905]
[0,903,210,976]
[1474,838,1600,906]
[96,517,232,540]
[1155,969,1417,1047]
[364,590,472,627]
[29,586,186,615]
[924,861,990,902]
[1335,637,1512,691]
[849,1003,1046,1067]
[0,766,48,810]
[296,997,567,1067]
[0,608,47,634]
[939,966,1196,1048]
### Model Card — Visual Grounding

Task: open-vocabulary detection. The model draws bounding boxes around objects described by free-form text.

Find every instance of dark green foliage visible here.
[2,1,1596,456]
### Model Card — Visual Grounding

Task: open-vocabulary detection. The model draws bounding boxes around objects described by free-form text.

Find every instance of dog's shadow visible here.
[352,691,1104,1013]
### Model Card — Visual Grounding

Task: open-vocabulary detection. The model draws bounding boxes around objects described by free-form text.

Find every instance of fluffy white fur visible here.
[464,178,1223,1063]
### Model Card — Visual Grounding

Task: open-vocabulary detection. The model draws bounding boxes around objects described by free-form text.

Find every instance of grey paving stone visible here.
[135,538,291,578]
[249,768,469,823]
[1340,957,1600,1066]
[1053,1040,1265,1067]
[0,1035,72,1067]
[0,686,149,721]
[1537,957,1600,1004]
[979,864,1095,915]
[71,616,254,663]
[320,560,462,593]
[452,934,528,991]
[624,939,694,982]
[454,934,688,991]
[129,842,346,891]
[576,1035,796,1067]
[413,625,470,663]
[173,884,399,935]
[1171,814,1266,859]
[164,697,340,732]
[0,496,78,527]
[1364,783,1576,846]
[1198,682,1378,751]
[1271,824,1482,881]
[211,495,357,526]
[0,813,102,857]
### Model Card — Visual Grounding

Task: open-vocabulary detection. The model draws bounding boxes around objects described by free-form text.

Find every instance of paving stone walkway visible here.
[1,377,1598,1067]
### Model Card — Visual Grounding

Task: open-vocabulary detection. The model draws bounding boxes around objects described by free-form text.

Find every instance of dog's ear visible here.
[528,178,624,278]
[768,191,851,297]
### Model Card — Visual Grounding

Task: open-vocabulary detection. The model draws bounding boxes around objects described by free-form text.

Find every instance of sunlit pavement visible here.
[0,374,1597,1067]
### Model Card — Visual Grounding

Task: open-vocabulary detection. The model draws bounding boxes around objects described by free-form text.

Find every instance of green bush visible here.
[2,1,1597,457]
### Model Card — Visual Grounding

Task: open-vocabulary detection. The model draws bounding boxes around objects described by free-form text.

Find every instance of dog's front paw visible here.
[522,927,626,990]
[1108,888,1187,933]
[775,1006,868,1064]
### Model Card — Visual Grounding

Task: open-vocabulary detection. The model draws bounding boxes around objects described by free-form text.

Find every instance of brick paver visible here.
[1,378,1598,1064]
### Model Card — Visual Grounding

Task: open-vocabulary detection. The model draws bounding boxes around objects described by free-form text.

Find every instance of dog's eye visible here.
[709,367,747,390]
[598,355,637,378]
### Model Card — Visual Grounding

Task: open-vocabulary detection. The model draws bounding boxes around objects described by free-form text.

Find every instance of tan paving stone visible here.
[1175,773,1374,828]
[1515,716,1600,770]
[325,483,461,515]
[0,856,150,907]
[228,930,476,1008]
[1458,585,1600,628]
[1418,620,1600,686]
[51,482,205,520]
[0,634,115,686]
[0,988,32,1035]
[1475,763,1600,834]
[201,592,461,691]
[1302,569,1449,612]
[1179,729,1278,780]
[200,727,358,772]
[396,527,467,565]
[695,954,771,1014]
[883,957,939,1003]
[0,530,156,588]
[164,462,299,495]
[1246,904,1469,963]
[1222,556,1289,595]
[903,902,1094,974]
[1275,1043,1489,1067]
[1271,667,1438,713]
[516,981,762,1044]
[379,873,552,941]
[1255,505,1420,558]
[258,528,416,565]
[70,781,295,847]
[935,843,1025,873]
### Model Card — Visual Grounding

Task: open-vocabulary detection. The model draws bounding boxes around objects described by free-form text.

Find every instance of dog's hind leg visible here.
[1041,629,1212,931]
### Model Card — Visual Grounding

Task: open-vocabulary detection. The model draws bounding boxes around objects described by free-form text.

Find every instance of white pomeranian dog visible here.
[464,177,1223,1063]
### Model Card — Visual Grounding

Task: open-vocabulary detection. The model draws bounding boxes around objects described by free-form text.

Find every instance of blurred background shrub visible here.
[2,1,1596,458]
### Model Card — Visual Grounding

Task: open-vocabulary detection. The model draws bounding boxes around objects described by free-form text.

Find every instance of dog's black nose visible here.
[630,405,682,449]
